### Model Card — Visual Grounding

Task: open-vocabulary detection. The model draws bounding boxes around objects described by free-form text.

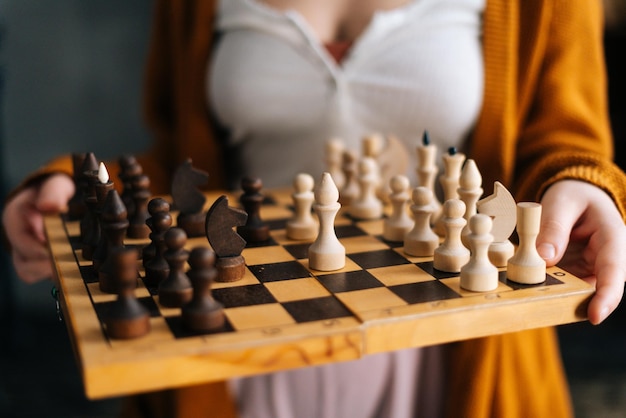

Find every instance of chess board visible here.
[45,188,594,400]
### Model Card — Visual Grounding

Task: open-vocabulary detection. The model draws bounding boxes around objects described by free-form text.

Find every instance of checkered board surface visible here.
[45,189,594,399]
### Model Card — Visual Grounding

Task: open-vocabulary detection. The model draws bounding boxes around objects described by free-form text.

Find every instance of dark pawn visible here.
[104,247,150,339]
[142,198,171,265]
[158,228,192,308]
[237,176,270,242]
[143,199,172,288]
[127,173,151,239]
[182,247,225,332]
[80,153,100,260]
[118,155,143,218]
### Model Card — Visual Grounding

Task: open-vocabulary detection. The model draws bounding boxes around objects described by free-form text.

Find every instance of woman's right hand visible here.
[2,174,75,283]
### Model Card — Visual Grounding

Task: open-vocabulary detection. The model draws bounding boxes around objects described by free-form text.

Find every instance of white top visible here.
[209,0,485,188]
[209,0,485,416]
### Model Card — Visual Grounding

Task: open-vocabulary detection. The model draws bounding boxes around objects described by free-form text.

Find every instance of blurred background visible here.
[0,1,625,417]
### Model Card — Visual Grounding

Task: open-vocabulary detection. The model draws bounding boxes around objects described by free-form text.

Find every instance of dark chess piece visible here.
[182,247,225,332]
[143,198,173,288]
[205,195,248,282]
[126,173,151,239]
[92,163,115,272]
[118,155,143,218]
[80,153,100,260]
[171,159,209,237]
[98,190,130,294]
[237,176,270,242]
[104,247,150,339]
[158,228,193,308]
[142,198,171,265]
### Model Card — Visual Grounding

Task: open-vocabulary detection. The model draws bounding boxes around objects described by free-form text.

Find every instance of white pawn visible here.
[460,214,499,292]
[507,202,546,284]
[383,175,414,242]
[308,173,345,271]
[433,199,470,273]
[404,187,439,257]
[349,157,383,220]
[287,173,318,240]
[339,150,359,206]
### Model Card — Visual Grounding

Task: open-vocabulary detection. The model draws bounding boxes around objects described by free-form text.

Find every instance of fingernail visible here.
[537,243,556,260]
[597,306,610,324]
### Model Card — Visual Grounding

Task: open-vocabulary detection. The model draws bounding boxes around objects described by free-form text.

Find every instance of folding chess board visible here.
[45,189,594,399]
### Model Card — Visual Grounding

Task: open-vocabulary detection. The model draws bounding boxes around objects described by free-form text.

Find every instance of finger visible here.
[36,174,74,213]
[586,227,626,324]
[12,248,54,283]
[536,194,583,266]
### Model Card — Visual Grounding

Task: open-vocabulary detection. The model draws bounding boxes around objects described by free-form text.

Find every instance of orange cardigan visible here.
[25,0,626,417]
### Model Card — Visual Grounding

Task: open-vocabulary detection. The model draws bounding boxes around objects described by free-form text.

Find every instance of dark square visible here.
[283,243,311,260]
[248,261,312,283]
[335,224,367,239]
[165,315,235,339]
[94,296,161,323]
[416,261,459,280]
[281,296,352,323]
[501,272,563,290]
[212,284,276,308]
[389,281,462,305]
[348,249,410,270]
[79,265,99,284]
[317,270,384,293]
[244,236,278,248]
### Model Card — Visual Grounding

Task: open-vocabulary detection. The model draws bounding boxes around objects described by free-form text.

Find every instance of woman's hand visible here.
[2,174,75,283]
[537,180,626,324]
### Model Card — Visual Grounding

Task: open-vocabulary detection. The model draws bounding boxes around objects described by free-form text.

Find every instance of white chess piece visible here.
[325,138,346,189]
[433,199,470,272]
[404,187,439,257]
[460,214,499,292]
[458,159,483,247]
[507,202,546,284]
[308,173,345,271]
[383,175,414,242]
[287,173,318,240]
[350,157,383,220]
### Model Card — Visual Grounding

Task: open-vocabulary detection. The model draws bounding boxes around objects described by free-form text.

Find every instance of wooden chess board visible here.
[45,188,594,399]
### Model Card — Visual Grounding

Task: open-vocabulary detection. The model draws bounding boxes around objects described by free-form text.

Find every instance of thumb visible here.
[35,174,75,214]
[536,193,582,267]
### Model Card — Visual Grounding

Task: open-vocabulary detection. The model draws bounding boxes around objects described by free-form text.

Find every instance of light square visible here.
[265,277,331,302]
[368,264,435,287]
[225,304,295,331]
[244,245,295,265]
[337,287,407,313]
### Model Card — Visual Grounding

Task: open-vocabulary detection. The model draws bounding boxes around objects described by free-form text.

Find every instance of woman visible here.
[4,0,626,416]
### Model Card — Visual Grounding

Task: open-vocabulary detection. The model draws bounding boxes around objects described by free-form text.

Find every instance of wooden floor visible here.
[1,280,624,418]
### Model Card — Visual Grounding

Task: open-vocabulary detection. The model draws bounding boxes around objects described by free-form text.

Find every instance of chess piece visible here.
[433,199,470,273]
[182,247,225,332]
[325,138,346,189]
[339,149,359,206]
[237,176,270,242]
[158,228,193,307]
[143,198,173,288]
[404,187,439,257]
[171,159,209,237]
[507,202,546,284]
[477,182,517,266]
[415,131,441,223]
[460,214,499,292]
[434,147,466,236]
[458,159,483,247]
[383,174,413,242]
[375,135,410,202]
[205,195,248,282]
[98,189,130,294]
[118,155,143,219]
[92,163,116,271]
[349,157,383,220]
[104,247,150,339]
[286,173,318,240]
[309,172,345,271]
[79,153,100,260]
[126,173,151,239]
[142,198,171,265]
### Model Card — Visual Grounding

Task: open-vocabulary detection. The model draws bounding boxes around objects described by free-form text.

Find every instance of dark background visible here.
[0,1,625,417]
